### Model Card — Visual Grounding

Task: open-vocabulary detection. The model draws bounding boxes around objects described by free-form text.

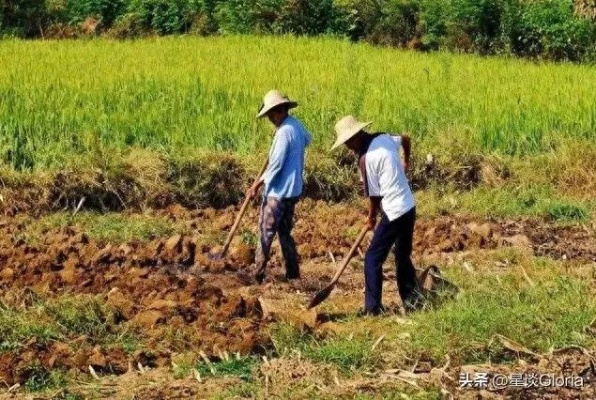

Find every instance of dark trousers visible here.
[254,197,300,281]
[364,207,419,313]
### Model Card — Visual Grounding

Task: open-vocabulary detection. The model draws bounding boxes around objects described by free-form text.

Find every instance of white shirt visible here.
[359,134,415,221]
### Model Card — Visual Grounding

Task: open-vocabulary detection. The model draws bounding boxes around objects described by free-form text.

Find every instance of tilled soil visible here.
[0,229,265,386]
[0,200,594,393]
[160,199,596,262]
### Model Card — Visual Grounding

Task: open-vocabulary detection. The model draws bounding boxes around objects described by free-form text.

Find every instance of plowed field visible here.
[1,200,594,398]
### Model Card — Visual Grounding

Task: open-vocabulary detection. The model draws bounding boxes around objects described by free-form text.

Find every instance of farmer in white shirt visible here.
[246,90,312,284]
[331,115,423,315]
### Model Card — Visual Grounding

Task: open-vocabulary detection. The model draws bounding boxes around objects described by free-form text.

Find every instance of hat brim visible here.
[256,101,298,119]
[330,121,373,151]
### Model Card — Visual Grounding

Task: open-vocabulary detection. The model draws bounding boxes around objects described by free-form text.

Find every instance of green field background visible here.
[1,36,595,171]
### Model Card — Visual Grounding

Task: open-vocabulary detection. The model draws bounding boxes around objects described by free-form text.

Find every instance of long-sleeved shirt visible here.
[260,115,312,199]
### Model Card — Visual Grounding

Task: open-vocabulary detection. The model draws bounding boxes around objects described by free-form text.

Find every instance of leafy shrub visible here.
[445,0,508,53]
[370,0,421,47]
[214,0,282,34]
[212,0,250,34]
[63,0,127,26]
[186,0,218,35]
[417,0,449,49]
[274,0,336,35]
[508,0,596,61]
[0,0,50,37]
[333,0,385,41]
[1,0,595,61]
[112,0,214,35]
[418,0,510,53]
[107,11,147,38]
[127,0,186,34]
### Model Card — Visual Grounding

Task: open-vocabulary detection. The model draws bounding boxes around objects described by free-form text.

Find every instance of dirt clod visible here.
[1,267,14,281]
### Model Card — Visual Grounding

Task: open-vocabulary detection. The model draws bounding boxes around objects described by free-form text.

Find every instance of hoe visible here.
[308,225,370,309]
[209,158,269,261]
[307,229,460,309]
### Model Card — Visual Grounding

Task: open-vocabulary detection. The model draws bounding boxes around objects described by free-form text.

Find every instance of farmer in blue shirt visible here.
[246,90,312,283]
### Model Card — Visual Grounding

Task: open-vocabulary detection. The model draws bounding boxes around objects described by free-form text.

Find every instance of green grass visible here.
[18,211,188,244]
[0,310,62,350]
[270,251,596,373]
[239,228,259,247]
[268,253,596,374]
[406,255,596,363]
[197,356,259,381]
[212,381,442,400]
[353,391,443,400]
[417,184,593,220]
[0,36,595,214]
[270,323,377,374]
[0,36,595,172]
[23,365,68,393]
[3,251,594,397]
[0,294,139,351]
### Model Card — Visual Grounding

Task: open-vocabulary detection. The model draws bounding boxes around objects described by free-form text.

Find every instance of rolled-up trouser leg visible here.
[278,198,299,279]
[364,214,397,313]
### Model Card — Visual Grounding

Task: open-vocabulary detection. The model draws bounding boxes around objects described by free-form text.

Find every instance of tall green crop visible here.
[0,36,594,170]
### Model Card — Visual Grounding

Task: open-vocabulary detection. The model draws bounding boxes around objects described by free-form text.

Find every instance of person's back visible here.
[360,134,415,221]
[265,115,312,199]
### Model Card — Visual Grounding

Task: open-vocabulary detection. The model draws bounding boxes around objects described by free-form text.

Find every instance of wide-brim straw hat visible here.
[256,90,298,118]
[331,115,373,150]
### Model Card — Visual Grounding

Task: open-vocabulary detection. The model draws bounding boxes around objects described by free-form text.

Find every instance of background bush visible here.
[507,0,596,61]
[1,0,50,37]
[1,0,595,62]
[62,0,127,26]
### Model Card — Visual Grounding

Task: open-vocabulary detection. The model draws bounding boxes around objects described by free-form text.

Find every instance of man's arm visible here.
[246,164,267,198]
[359,154,381,230]
[401,134,411,171]
[367,197,382,230]
[247,131,289,198]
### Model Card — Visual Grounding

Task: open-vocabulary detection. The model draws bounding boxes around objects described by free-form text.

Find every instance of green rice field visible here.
[1,35,595,171]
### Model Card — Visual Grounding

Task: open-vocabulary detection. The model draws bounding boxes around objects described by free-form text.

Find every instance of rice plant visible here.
[0,35,594,171]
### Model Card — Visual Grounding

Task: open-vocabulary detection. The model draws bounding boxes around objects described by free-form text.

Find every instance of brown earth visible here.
[159,199,596,262]
[0,200,594,396]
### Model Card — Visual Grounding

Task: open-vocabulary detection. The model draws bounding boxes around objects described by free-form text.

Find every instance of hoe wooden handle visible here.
[329,226,369,285]
[220,158,269,256]
[308,225,370,309]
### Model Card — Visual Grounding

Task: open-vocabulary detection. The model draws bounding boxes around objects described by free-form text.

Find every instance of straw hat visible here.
[331,115,373,150]
[256,90,298,118]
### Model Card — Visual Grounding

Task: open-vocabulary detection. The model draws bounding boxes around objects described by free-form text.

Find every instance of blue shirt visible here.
[261,115,312,199]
